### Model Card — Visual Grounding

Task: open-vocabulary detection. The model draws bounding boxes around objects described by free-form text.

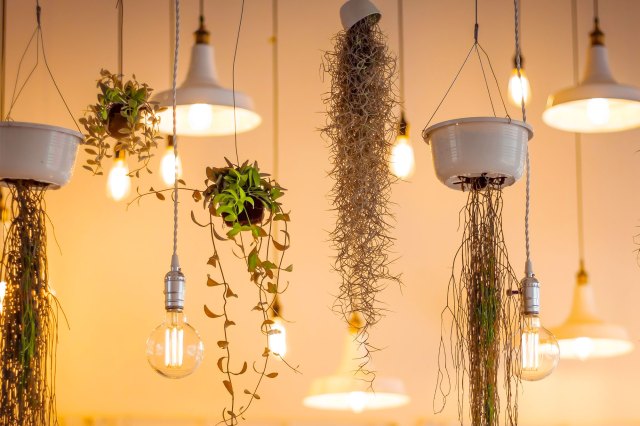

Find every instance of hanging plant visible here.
[136,158,296,425]
[0,182,60,424]
[79,69,162,177]
[322,1,400,375]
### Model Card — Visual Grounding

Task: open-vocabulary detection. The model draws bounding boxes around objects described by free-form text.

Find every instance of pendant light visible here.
[160,136,183,186]
[153,0,261,136]
[542,0,640,133]
[146,0,204,379]
[303,313,409,413]
[389,0,414,179]
[507,0,531,106]
[550,132,633,359]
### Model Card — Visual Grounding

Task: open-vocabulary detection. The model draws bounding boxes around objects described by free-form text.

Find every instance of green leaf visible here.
[284,264,293,272]
[267,282,278,294]
[227,224,242,238]
[248,250,258,272]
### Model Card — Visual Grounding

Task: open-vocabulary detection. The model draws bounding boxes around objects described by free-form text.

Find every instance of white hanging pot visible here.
[0,121,81,189]
[423,117,533,190]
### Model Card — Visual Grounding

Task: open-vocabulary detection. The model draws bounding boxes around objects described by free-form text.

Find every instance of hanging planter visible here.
[0,122,81,188]
[423,117,532,190]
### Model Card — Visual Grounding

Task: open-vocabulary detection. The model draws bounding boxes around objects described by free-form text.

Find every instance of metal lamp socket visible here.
[520,274,540,315]
[164,266,186,311]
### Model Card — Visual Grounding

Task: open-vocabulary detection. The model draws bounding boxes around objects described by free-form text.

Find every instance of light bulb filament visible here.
[164,325,185,367]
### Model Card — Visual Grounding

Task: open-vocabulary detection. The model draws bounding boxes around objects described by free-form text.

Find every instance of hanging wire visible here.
[171,0,181,260]
[1,0,6,119]
[231,0,246,165]
[270,0,280,308]
[4,0,80,132]
[422,0,509,135]
[117,0,123,77]
[397,0,405,106]
[571,0,586,263]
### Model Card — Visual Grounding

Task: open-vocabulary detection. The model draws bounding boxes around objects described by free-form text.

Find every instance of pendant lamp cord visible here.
[571,0,586,266]
[116,0,123,77]
[1,0,6,119]
[231,0,246,166]
[397,0,405,107]
[513,0,533,276]
[171,0,181,265]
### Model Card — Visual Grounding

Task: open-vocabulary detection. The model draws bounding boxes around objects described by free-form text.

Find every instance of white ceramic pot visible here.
[0,121,82,189]
[423,117,533,190]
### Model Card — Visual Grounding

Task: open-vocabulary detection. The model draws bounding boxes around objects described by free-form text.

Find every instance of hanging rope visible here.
[171,0,180,261]
[397,0,405,106]
[231,0,246,165]
[117,0,123,77]
[0,0,6,119]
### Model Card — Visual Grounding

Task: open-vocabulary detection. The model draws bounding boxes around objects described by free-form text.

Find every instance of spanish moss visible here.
[434,178,522,426]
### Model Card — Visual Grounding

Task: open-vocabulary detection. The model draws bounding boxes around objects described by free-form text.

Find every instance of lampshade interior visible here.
[543,97,640,133]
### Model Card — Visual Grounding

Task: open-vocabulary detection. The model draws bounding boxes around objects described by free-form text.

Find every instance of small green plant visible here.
[79,69,162,177]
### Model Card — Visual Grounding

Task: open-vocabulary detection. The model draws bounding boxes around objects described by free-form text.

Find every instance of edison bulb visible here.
[160,147,183,186]
[0,281,6,314]
[390,134,415,179]
[508,68,531,106]
[586,98,610,125]
[187,103,214,132]
[146,309,204,379]
[107,157,131,201]
[268,317,287,357]
[520,314,560,381]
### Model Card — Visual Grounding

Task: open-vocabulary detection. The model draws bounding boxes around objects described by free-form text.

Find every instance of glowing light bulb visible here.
[390,134,415,179]
[508,68,531,106]
[348,391,369,413]
[520,314,560,381]
[146,309,204,379]
[160,147,183,186]
[268,317,287,357]
[0,281,6,314]
[187,103,214,132]
[586,98,610,125]
[107,156,131,201]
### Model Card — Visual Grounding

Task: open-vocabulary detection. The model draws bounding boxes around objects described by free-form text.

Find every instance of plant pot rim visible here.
[0,120,83,139]
[423,116,533,143]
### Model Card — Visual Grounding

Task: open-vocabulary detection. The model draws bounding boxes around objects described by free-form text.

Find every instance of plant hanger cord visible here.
[397,0,405,108]
[421,0,509,135]
[231,0,246,165]
[117,0,123,77]
[272,0,279,262]
[4,0,80,132]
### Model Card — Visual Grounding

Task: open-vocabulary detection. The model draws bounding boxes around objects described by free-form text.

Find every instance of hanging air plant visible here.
[0,182,60,424]
[323,0,400,374]
[79,69,162,177]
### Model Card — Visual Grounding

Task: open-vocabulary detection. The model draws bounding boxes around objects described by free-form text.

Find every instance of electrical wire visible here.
[171,0,180,261]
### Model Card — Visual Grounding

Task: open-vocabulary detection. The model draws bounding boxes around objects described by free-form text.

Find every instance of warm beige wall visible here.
[2,0,640,425]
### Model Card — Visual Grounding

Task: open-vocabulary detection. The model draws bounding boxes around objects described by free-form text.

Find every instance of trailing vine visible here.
[0,181,62,425]
[433,177,522,426]
[133,159,297,425]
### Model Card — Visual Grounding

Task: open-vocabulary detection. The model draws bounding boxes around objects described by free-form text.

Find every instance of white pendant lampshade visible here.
[303,320,409,412]
[153,19,261,136]
[551,266,633,360]
[543,22,640,133]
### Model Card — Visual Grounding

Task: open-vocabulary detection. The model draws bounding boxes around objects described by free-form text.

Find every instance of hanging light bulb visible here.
[268,297,287,357]
[390,113,415,179]
[508,56,531,106]
[0,281,6,314]
[152,13,261,136]
[543,1,640,133]
[518,271,560,381]
[303,312,409,412]
[146,256,205,378]
[160,136,183,186]
[106,148,131,201]
[551,264,633,360]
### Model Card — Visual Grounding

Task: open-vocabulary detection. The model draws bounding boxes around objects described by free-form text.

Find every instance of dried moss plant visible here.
[134,159,297,426]
[434,178,522,426]
[0,181,60,425]
[322,14,400,373]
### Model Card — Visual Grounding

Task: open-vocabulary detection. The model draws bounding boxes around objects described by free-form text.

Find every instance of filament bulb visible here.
[508,67,532,106]
[160,145,183,186]
[268,316,288,357]
[390,114,415,179]
[520,314,560,381]
[107,152,131,201]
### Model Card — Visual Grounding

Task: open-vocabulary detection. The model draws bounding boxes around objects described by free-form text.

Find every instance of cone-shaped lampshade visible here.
[543,25,640,133]
[303,321,409,412]
[153,21,261,136]
[550,267,633,360]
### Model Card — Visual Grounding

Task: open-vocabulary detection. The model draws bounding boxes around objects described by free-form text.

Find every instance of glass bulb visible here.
[146,309,204,379]
[390,135,415,179]
[348,391,370,413]
[0,281,6,314]
[160,147,183,186]
[520,315,560,381]
[268,317,287,357]
[586,98,610,125]
[508,68,531,106]
[187,103,214,132]
[107,158,131,201]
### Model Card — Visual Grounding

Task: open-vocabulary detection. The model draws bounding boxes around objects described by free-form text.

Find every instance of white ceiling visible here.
[3,0,640,425]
